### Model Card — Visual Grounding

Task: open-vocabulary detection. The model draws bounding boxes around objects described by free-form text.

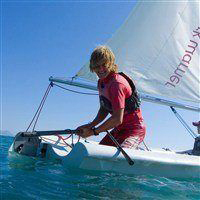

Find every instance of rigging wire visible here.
[32,83,52,131]
[53,83,98,96]
[170,106,197,139]
[26,81,97,134]
[26,82,53,132]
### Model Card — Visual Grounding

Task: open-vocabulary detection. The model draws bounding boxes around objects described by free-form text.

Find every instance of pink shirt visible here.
[98,72,144,125]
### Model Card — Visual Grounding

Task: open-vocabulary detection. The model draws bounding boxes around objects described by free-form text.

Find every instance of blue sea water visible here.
[1,135,200,200]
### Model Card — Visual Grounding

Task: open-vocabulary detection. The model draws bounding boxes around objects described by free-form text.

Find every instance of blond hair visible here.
[89,46,118,73]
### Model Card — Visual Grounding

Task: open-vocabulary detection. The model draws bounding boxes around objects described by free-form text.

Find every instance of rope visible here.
[142,140,150,151]
[52,83,98,96]
[170,106,197,139]
[26,83,53,132]
[56,134,81,148]
[57,135,73,148]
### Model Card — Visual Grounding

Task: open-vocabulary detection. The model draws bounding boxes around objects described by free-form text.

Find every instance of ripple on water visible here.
[2,135,200,200]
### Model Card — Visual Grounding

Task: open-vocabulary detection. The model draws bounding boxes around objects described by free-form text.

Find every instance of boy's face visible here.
[94,65,110,79]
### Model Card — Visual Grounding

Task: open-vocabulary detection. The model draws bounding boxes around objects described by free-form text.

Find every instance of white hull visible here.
[9,135,200,179]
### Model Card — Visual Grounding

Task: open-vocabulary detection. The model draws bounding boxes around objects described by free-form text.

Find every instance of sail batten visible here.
[76,1,200,104]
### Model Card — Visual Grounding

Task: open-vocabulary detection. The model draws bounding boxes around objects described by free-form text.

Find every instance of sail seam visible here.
[143,2,189,77]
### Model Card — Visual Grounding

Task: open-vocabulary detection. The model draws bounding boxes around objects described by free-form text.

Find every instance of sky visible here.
[1,1,199,151]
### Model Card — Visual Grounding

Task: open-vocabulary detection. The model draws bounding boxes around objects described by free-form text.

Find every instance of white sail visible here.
[76,1,200,104]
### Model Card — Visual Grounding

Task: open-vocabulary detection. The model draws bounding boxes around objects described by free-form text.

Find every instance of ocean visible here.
[1,135,200,200]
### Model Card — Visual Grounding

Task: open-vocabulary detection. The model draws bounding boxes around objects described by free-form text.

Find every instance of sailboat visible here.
[9,1,200,178]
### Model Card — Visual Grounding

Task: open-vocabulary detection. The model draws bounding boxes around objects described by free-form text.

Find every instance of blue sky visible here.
[2,1,199,150]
